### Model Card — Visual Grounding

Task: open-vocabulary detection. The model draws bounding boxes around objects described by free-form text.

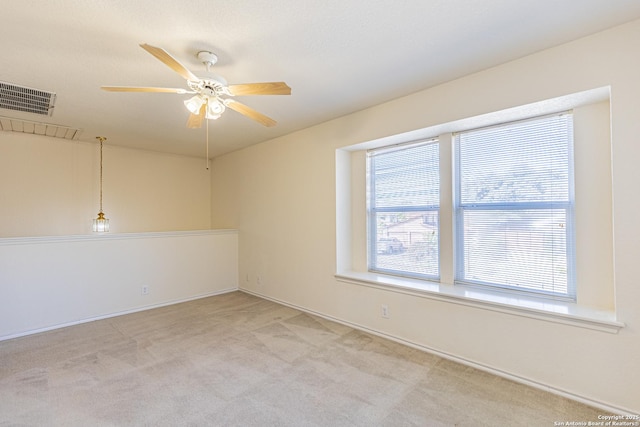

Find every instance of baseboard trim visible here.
[240,287,635,416]
[0,287,238,342]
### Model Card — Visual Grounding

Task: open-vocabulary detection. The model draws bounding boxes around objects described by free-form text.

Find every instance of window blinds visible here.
[455,113,575,298]
[368,140,440,279]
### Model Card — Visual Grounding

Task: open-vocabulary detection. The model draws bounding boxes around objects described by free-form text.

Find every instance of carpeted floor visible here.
[0,291,605,426]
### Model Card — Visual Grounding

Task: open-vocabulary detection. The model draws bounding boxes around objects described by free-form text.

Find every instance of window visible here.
[367,139,439,279]
[454,113,575,299]
[366,113,575,300]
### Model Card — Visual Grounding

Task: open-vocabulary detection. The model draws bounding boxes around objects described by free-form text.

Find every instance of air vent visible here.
[0,81,56,116]
[0,116,81,140]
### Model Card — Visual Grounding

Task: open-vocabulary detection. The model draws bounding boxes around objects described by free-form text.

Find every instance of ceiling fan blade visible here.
[227,82,291,96]
[186,105,205,128]
[139,43,199,81]
[101,86,189,93]
[224,99,277,127]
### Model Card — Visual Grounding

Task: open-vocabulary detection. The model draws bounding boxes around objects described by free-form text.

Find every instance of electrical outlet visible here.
[381,304,390,319]
[141,285,149,295]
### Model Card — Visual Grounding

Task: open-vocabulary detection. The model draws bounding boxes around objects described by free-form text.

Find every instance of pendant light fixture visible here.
[93,136,109,233]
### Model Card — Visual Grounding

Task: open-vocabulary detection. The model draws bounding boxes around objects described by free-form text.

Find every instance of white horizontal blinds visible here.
[368,140,440,279]
[462,209,569,293]
[455,113,575,298]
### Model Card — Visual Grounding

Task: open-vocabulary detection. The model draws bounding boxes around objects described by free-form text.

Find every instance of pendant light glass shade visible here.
[93,211,109,232]
[206,98,225,119]
[184,95,205,114]
[93,136,109,233]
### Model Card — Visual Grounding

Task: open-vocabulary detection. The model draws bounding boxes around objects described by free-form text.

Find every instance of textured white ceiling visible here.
[2,0,640,158]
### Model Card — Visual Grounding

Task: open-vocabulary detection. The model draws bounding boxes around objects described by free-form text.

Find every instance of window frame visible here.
[365,113,578,301]
[452,112,576,300]
[367,138,440,280]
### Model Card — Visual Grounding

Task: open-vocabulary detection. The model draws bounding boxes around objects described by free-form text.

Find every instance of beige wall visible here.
[210,20,640,412]
[0,133,211,237]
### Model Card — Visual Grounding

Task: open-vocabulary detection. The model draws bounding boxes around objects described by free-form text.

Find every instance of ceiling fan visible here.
[101,44,291,128]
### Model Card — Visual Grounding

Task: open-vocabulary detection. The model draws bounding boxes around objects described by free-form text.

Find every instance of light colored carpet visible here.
[0,291,604,426]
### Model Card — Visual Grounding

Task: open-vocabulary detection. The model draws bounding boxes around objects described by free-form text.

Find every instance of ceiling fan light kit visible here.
[183,95,226,120]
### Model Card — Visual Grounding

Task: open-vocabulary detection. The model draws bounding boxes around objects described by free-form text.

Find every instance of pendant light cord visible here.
[96,136,106,213]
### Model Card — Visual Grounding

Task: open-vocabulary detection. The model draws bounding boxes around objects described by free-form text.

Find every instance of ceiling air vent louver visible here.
[0,81,56,116]
[0,116,81,140]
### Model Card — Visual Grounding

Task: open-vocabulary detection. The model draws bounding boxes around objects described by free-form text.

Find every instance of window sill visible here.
[335,271,624,334]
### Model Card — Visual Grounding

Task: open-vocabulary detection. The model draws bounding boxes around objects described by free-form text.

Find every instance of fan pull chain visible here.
[206,109,210,170]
